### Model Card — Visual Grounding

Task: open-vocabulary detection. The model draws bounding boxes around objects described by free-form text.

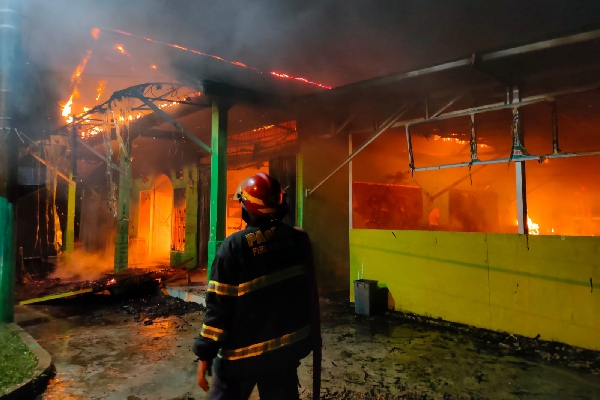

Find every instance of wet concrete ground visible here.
[14,294,600,400]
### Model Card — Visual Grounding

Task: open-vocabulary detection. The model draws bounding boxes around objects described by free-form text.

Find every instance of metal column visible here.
[0,0,20,323]
[207,101,229,275]
[348,134,353,231]
[511,88,529,235]
[65,122,77,253]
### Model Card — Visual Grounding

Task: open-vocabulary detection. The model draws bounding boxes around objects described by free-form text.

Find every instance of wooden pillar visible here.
[114,147,132,271]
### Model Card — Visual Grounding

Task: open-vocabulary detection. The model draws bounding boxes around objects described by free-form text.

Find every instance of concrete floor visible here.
[14,295,600,400]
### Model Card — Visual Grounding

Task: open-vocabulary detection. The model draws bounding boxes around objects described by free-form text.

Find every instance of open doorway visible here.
[139,174,173,262]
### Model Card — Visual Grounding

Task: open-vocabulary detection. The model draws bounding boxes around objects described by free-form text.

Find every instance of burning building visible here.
[15,26,600,352]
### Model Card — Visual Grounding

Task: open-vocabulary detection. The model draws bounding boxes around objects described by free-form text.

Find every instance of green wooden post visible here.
[0,198,15,322]
[207,102,229,276]
[114,149,132,272]
[296,153,304,228]
[0,0,20,323]
[65,122,77,253]
[185,165,199,268]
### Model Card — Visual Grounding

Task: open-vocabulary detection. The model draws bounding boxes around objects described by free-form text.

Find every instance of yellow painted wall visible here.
[350,229,600,350]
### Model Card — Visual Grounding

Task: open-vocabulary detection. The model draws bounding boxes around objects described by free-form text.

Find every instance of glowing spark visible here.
[150,64,158,69]
[96,80,107,102]
[114,44,131,56]
[91,27,100,39]
[103,28,331,90]
[106,278,117,286]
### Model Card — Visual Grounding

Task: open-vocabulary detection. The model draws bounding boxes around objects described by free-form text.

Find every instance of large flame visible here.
[105,28,332,90]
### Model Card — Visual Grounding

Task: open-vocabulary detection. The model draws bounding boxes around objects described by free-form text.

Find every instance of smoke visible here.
[50,250,113,282]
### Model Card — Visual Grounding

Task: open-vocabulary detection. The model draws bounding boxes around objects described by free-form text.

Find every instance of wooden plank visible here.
[19,288,94,305]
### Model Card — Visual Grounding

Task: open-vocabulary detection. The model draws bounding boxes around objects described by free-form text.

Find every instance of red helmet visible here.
[233,172,286,216]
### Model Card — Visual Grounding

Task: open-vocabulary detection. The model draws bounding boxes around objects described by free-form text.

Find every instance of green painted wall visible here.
[350,229,600,350]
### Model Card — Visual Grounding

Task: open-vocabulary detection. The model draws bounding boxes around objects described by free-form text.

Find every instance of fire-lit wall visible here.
[345,92,600,350]
[299,130,350,292]
[350,230,600,350]
[129,165,199,268]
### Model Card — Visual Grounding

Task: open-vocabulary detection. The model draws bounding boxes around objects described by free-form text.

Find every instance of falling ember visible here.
[103,28,332,90]
[114,44,131,56]
[150,64,158,69]
[96,80,107,102]
[91,27,100,40]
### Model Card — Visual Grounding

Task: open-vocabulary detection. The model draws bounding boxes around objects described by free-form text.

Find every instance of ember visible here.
[103,28,332,89]
[114,43,131,57]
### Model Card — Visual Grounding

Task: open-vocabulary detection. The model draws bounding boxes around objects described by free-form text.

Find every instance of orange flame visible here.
[431,135,489,148]
[71,50,92,86]
[104,28,332,90]
[91,27,100,40]
[515,217,540,235]
[95,80,107,102]
[150,64,158,69]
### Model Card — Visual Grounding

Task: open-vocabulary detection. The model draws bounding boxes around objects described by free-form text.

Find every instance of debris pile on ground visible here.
[15,268,180,305]
[117,293,205,325]
[0,325,38,394]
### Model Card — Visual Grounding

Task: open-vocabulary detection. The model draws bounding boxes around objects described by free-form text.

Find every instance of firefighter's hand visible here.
[197,360,211,392]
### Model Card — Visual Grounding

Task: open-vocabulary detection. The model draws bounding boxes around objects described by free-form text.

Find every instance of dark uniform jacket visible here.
[192,221,318,378]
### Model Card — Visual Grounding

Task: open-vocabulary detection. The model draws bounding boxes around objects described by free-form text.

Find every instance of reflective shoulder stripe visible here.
[200,324,227,342]
[218,325,311,361]
[207,264,306,297]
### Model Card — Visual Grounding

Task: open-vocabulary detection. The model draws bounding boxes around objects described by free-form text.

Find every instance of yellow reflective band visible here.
[207,280,239,296]
[218,325,311,361]
[257,207,278,214]
[200,324,226,342]
[207,265,306,297]
[241,190,265,206]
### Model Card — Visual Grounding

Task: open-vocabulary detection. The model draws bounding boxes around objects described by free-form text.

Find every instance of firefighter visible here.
[193,172,322,400]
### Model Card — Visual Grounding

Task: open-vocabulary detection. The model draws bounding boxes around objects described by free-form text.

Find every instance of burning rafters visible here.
[68,82,202,139]
[102,28,332,90]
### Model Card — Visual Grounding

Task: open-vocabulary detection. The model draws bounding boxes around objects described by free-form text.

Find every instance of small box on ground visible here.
[353,279,378,316]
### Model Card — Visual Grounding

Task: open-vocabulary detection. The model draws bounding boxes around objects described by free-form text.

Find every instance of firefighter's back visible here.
[214,221,313,378]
